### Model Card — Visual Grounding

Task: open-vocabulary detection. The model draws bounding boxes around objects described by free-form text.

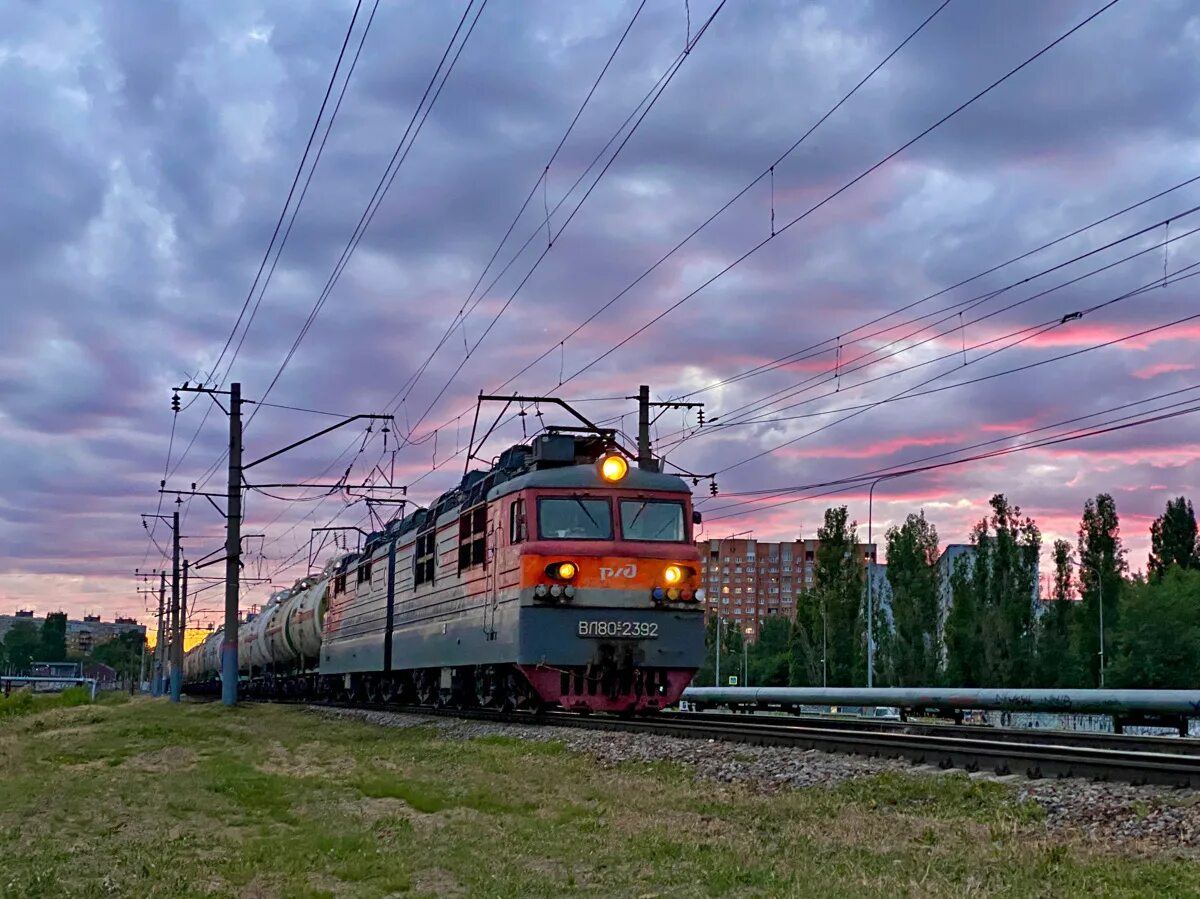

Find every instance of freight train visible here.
[183,430,707,713]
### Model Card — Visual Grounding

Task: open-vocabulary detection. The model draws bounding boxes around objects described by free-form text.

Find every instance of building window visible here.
[414,529,437,586]
[509,498,526,544]
[459,505,488,571]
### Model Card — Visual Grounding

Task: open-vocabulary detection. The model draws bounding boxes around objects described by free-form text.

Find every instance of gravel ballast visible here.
[314,706,1200,854]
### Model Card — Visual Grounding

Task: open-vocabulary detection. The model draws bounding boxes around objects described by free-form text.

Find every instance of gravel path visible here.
[314,706,1200,855]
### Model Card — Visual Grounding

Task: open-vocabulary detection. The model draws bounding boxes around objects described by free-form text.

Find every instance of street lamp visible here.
[1099,561,1104,686]
[821,599,828,688]
[743,625,755,687]
[711,531,753,686]
[714,614,722,687]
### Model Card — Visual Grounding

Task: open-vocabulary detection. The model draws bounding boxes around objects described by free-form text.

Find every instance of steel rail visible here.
[227,697,1200,788]
[675,710,1200,757]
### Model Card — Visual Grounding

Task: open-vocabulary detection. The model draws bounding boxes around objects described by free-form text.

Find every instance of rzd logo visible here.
[599,563,637,581]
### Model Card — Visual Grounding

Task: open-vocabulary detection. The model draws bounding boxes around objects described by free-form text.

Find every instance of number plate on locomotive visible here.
[577,621,659,639]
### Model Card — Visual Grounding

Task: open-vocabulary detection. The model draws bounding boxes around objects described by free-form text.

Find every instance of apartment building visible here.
[696,536,875,642]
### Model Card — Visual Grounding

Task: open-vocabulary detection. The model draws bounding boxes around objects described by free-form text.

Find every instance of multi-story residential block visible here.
[695,536,875,642]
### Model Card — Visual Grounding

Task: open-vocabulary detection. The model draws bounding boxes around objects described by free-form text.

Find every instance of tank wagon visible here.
[184,432,707,713]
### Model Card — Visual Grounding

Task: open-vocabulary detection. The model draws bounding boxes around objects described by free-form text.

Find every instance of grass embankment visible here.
[0,686,103,720]
[0,700,1196,898]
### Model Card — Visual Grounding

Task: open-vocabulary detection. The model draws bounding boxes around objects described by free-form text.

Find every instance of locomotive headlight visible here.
[663,564,683,585]
[545,560,577,580]
[599,454,629,482]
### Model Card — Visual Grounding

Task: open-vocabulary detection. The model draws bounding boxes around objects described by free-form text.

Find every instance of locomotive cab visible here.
[490,434,706,712]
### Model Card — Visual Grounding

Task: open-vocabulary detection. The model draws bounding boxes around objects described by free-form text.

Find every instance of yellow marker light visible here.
[557,561,577,580]
[599,454,629,482]
[663,564,683,585]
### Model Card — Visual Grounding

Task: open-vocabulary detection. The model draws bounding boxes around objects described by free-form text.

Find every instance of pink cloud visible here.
[1132,361,1197,380]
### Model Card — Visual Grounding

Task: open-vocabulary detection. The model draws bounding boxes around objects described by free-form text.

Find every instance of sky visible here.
[2,0,1198,627]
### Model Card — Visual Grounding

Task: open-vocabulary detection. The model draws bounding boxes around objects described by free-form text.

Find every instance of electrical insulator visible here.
[171,392,181,413]
[697,408,705,427]
[709,480,718,497]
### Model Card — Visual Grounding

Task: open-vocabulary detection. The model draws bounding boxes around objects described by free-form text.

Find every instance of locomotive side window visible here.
[509,498,526,544]
[357,558,373,584]
[458,505,487,570]
[537,497,612,540]
[414,529,437,586]
[620,500,686,542]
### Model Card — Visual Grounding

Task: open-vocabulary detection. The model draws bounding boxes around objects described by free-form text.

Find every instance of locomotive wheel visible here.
[473,666,505,709]
[415,670,439,707]
[379,677,396,704]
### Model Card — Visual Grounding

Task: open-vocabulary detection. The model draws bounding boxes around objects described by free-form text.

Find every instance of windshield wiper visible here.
[572,496,602,532]
[626,501,650,532]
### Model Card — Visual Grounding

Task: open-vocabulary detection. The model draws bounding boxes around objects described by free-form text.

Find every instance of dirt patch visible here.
[413,868,465,897]
[124,746,199,773]
[255,739,356,777]
[336,795,443,829]
[237,876,281,899]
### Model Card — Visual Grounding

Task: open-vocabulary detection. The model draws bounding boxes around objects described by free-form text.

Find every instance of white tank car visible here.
[238,611,260,672]
[245,592,290,670]
[182,628,223,683]
[263,588,297,666]
[280,572,330,663]
[202,628,222,676]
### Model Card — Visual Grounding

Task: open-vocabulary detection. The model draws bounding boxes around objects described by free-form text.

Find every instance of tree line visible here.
[1,613,145,686]
[700,494,1200,690]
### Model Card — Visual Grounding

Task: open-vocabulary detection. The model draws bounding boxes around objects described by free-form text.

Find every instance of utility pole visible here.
[222,382,243,706]
[170,505,182,702]
[155,572,166,696]
[630,385,705,474]
[637,384,652,470]
[181,558,189,652]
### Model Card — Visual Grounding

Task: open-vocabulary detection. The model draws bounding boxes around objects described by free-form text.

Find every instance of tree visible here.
[1074,494,1127,687]
[943,553,983,686]
[2,620,42,673]
[1035,540,1081,687]
[696,614,719,686]
[1109,568,1200,688]
[943,494,1041,687]
[885,512,940,686]
[788,590,823,686]
[747,615,791,686]
[1148,496,1198,581]
[37,612,67,662]
[696,614,747,686]
[91,630,145,687]
[793,506,866,686]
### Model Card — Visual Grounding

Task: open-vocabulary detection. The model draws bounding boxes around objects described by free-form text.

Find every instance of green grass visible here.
[0,699,1197,898]
[0,686,93,720]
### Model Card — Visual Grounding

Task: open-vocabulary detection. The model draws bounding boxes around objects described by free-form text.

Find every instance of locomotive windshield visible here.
[619,499,685,542]
[537,497,613,540]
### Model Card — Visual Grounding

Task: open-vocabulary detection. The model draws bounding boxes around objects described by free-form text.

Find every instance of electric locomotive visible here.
[184,430,707,713]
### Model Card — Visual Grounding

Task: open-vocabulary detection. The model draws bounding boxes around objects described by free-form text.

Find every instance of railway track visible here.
[273,698,1200,788]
